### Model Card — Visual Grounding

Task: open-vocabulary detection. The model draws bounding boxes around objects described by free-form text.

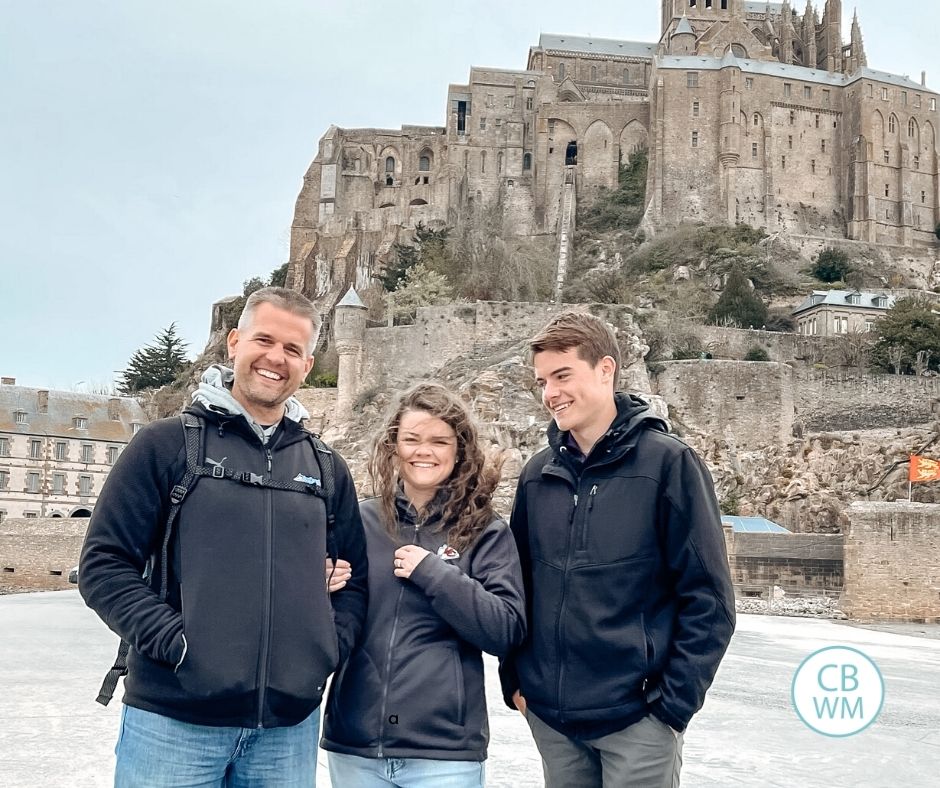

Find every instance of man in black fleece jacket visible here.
[499,311,735,788]
[80,287,367,787]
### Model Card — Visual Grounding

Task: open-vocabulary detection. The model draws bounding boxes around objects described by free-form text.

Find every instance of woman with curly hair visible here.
[321,382,525,787]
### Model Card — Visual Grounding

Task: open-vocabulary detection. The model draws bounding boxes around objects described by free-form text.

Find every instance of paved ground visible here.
[2,591,939,787]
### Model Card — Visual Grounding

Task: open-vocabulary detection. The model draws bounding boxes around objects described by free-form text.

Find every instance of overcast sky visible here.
[2,1,937,391]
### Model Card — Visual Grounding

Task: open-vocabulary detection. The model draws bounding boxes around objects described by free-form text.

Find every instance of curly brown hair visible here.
[369,383,502,552]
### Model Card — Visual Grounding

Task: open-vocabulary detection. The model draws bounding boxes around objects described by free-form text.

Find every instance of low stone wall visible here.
[727,532,844,592]
[841,502,940,622]
[653,360,794,449]
[0,519,87,592]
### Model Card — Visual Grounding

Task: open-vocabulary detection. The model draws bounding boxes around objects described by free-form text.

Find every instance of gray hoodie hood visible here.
[192,364,310,444]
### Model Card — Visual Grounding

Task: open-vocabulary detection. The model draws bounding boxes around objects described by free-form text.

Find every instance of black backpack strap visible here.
[309,434,338,560]
[95,413,204,707]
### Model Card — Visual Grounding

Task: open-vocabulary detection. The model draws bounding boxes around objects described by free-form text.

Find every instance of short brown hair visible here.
[238,287,320,353]
[529,311,621,376]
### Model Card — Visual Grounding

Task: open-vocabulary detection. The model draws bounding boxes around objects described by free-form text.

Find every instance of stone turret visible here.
[670,13,696,55]
[802,0,817,68]
[333,287,368,420]
[779,1,794,65]
[849,9,867,71]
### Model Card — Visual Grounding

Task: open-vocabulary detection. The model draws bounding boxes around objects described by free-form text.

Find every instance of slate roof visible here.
[791,290,895,315]
[721,516,792,534]
[537,34,656,59]
[0,386,147,442]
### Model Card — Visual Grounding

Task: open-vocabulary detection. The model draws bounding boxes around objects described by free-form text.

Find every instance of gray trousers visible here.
[525,710,683,788]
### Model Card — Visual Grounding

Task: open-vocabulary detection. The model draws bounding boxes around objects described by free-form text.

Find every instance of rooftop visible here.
[792,290,895,315]
[0,385,147,442]
[537,33,656,60]
[721,516,792,534]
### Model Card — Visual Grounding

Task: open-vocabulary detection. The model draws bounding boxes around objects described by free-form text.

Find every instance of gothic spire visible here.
[851,8,867,69]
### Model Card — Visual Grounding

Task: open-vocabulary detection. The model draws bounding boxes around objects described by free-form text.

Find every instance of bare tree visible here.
[887,344,905,376]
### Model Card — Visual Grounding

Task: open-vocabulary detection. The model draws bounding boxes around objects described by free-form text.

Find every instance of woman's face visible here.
[395,409,458,506]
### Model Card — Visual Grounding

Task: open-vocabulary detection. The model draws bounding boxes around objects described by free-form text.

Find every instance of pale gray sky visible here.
[1,1,937,391]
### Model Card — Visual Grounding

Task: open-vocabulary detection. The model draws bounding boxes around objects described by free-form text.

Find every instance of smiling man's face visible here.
[534,347,617,452]
[226,302,314,424]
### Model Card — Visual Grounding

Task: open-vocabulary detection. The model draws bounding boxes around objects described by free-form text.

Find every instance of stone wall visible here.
[727,531,843,592]
[0,518,86,592]
[653,359,795,448]
[293,388,338,434]
[841,502,940,622]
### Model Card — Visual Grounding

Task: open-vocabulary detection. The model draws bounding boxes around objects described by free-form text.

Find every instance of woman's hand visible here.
[325,558,352,593]
[393,545,430,579]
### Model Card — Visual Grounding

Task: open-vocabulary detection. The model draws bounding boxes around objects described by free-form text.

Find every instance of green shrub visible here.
[707,266,768,328]
[744,346,770,361]
[811,247,853,283]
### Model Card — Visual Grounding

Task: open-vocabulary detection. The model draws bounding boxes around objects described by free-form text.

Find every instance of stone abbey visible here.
[287,1,939,304]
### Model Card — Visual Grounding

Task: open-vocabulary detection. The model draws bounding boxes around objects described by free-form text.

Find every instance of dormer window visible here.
[847,293,860,305]
[811,294,824,306]
[14,410,27,425]
[73,416,88,429]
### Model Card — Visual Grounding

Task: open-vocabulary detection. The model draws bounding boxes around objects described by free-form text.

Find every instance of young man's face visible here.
[226,302,315,424]
[533,348,616,438]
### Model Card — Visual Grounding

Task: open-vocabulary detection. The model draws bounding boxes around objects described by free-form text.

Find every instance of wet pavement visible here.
[1,591,938,787]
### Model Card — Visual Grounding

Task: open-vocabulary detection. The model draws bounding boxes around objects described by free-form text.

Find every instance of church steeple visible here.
[802,0,817,68]
[850,9,867,70]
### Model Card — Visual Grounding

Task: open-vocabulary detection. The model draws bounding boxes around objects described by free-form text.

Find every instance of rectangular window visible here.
[815,114,820,128]
[687,72,699,88]
[27,472,40,494]
[923,190,927,204]
[79,475,92,497]
[901,91,908,105]
[525,96,533,110]
[867,84,874,98]
[0,437,7,456]
[885,183,890,197]
[480,117,486,130]
[504,95,514,109]
[24,512,38,519]
[823,89,831,104]
[692,100,700,117]
[789,111,795,125]
[915,155,920,170]
[881,87,888,101]
[784,83,792,98]
[932,98,938,112]
[788,135,793,149]
[804,86,812,99]
[915,94,922,108]
[73,417,88,429]
[745,77,753,90]
[81,444,93,463]
[14,411,27,425]
[781,155,786,169]
[52,473,65,495]
[811,160,816,174]
[821,140,827,152]
[752,142,758,158]
[691,130,699,147]
[485,93,495,107]
[884,150,890,163]
[55,441,67,460]
[108,446,119,464]
[0,471,8,490]
[29,439,42,459]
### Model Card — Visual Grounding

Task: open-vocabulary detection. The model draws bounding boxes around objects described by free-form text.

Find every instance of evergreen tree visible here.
[870,297,940,375]
[119,323,191,393]
[708,266,768,328]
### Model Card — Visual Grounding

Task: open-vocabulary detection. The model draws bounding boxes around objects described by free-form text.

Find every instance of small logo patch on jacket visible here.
[293,473,321,487]
[437,544,460,560]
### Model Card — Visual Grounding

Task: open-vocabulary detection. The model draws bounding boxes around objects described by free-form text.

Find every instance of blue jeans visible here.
[327,751,484,788]
[114,705,319,787]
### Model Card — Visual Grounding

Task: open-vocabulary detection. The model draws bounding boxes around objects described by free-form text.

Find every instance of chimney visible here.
[922,71,927,86]
[37,390,49,414]
[0,377,15,386]
[108,398,121,421]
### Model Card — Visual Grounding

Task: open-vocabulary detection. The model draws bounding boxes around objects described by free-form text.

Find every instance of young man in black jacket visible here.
[80,287,368,787]
[499,311,735,787]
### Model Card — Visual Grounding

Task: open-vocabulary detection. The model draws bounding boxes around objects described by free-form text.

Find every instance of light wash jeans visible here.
[114,705,319,787]
[327,751,484,788]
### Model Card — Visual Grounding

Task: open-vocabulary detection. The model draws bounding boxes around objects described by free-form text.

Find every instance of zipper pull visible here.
[570,493,579,525]
[588,485,597,513]
[265,449,273,473]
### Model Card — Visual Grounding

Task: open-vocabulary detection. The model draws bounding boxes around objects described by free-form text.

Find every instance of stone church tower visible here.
[287,1,938,316]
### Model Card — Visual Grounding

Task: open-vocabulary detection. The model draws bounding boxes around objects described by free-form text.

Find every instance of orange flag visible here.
[910,455,940,482]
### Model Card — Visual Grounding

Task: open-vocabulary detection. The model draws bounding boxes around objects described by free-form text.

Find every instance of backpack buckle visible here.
[170,484,188,504]
[211,465,225,478]
[241,472,264,486]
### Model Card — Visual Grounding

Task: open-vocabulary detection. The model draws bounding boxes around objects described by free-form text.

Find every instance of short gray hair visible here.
[237,287,320,353]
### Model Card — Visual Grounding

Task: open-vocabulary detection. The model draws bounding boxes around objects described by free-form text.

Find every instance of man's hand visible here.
[393,545,430,579]
[512,690,527,715]
[325,558,352,593]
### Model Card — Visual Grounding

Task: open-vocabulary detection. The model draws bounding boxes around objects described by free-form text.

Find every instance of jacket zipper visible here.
[256,447,275,727]
[577,485,598,551]
[555,486,578,721]
[377,522,420,756]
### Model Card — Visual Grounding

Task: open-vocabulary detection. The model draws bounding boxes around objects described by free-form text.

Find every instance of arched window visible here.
[385,156,395,173]
[418,155,431,171]
[497,151,504,174]
[730,43,747,58]
[591,65,598,81]
[523,152,532,171]
[909,119,916,137]
[753,114,760,126]
[557,63,566,81]
[623,68,630,84]
[481,150,486,174]
[888,116,897,134]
